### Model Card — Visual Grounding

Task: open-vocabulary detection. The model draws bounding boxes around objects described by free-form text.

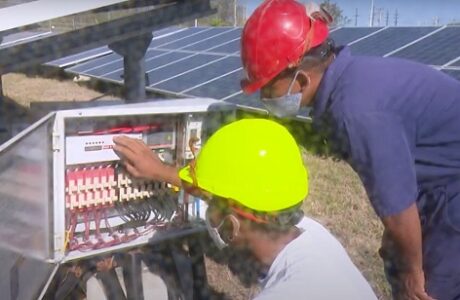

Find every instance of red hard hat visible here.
[241,0,331,94]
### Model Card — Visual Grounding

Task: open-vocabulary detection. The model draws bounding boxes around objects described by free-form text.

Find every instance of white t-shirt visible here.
[254,217,377,300]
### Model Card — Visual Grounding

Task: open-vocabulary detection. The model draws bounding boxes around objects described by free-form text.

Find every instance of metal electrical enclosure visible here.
[0,98,235,299]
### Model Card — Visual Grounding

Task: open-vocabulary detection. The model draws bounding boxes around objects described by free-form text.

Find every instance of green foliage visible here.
[320,0,351,26]
[209,17,226,27]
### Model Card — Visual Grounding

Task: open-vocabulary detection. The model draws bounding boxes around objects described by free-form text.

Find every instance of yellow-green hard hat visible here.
[179,119,308,212]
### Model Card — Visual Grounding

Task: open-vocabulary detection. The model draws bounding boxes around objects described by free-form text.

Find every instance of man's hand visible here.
[113,136,180,186]
[397,269,434,300]
[382,203,435,300]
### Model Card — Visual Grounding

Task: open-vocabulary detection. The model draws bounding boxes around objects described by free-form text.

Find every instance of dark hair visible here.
[247,207,304,235]
[209,196,304,235]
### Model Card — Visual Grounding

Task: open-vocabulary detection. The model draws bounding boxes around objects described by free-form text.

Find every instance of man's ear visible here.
[226,214,241,242]
[296,70,311,91]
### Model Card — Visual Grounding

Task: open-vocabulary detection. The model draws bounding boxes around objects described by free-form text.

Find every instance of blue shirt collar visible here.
[312,46,353,122]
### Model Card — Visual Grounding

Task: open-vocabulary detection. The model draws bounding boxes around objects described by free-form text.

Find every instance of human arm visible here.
[112,135,182,187]
[382,204,434,300]
[343,112,433,299]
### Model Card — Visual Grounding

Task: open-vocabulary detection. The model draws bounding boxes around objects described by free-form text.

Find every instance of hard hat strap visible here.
[230,203,304,227]
[188,136,201,187]
[230,205,271,224]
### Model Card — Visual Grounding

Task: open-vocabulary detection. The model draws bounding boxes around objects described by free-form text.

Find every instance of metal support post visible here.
[122,251,144,300]
[96,269,126,300]
[109,33,152,102]
[187,233,210,300]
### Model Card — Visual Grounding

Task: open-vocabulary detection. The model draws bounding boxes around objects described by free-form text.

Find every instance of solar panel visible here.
[46,46,111,68]
[102,50,190,82]
[68,49,167,76]
[152,26,182,37]
[67,53,122,74]
[57,25,460,117]
[0,30,53,49]
[155,27,233,50]
[389,27,460,65]
[47,27,185,68]
[144,51,193,73]
[186,69,245,100]
[182,28,242,52]
[442,69,460,81]
[350,27,438,56]
[147,53,221,86]
[330,27,383,46]
[149,27,208,48]
[153,56,241,93]
[209,39,240,54]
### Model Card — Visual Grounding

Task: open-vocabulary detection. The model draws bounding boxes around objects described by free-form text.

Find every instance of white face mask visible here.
[262,71,303,118]
[205,210,228,250]
[205,210,240,250]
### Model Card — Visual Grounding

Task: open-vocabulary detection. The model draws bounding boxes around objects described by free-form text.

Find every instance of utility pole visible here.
[234,0,237,27]
[386,10,389,26]
[354,8,359,27]
[369,0,375,27]
[394,9,399,26]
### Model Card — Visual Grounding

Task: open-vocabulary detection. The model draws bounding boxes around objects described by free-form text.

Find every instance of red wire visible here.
[83,210,90,241]
[78,123,162,135]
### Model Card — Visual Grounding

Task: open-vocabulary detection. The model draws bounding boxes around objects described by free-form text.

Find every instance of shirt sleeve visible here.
[342,112,418,217]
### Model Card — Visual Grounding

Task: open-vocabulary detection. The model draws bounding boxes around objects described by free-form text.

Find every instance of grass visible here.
[2,73,391,299]
[301,150,390,299]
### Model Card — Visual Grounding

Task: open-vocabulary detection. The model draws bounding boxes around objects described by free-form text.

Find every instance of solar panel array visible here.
[49,25,460,113]
[0,30,53,49]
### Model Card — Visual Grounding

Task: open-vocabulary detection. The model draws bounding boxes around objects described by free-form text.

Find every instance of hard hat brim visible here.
[178,165,193,185]
[241,77,265,95]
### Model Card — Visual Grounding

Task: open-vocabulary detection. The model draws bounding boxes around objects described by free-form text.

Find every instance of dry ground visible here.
[2,73,391,299]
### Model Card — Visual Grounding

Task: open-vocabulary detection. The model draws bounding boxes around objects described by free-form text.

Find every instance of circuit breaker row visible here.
[65,165,170,210]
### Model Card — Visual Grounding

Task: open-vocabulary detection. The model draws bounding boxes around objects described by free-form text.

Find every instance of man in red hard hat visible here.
[241,1,460,300]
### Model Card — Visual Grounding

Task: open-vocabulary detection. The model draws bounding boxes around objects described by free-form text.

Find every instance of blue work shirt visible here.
[312,47,460,218]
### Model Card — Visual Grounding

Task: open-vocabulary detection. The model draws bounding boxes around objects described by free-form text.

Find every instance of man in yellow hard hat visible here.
[114,119,377,299]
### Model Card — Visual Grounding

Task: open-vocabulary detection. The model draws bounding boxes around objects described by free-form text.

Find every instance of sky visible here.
[239,0,460,26]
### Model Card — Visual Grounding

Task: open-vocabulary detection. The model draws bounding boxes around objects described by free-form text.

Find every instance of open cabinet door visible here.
[0,113,59,300]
